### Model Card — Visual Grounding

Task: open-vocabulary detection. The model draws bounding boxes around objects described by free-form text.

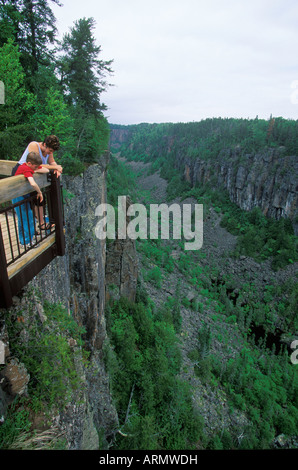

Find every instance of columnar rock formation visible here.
[180,147,297,231]
[110,128,297,234]
[0,151,138,449]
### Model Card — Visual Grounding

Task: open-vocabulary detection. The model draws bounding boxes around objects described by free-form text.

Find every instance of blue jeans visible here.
[12,195,35,245]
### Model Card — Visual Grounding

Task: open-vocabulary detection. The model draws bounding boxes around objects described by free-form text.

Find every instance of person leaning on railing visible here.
[12,152,49,247]
[11,135,63,178]
[15,151,49,197]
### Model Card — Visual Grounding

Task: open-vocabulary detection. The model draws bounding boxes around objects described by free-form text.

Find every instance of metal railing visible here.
[0,164,65,308]
[0,186,56,266]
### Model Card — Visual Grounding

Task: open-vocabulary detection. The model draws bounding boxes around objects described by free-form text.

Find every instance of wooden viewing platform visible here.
[0,212,21,264]
[0,160,65,308]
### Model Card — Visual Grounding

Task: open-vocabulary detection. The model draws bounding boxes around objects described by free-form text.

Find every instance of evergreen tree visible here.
[0,38,35,158]
[59,17,113,115]
[0,0,62,81]
[0,0,21,46]
[33,85,75,148]
[58,17,113,163]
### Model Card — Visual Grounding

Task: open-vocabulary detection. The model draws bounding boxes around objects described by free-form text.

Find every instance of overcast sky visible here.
[52,0,298,125]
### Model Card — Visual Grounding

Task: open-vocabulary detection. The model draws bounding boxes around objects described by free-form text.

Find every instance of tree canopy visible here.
[0,1,113,172]
[59,17,113,115]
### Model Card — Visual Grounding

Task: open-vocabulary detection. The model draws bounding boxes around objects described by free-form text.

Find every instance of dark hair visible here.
[43,135,60,151]
[27,151,42,165]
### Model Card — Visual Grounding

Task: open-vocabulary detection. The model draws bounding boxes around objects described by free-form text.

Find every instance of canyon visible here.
[0,125,297,450]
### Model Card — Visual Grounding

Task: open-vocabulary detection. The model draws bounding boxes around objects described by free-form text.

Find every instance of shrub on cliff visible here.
[105,296,203,449]
[4,299,86,411]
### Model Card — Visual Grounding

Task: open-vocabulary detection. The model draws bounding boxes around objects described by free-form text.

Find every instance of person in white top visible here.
[12,135,63,231]
[13,135,63,177]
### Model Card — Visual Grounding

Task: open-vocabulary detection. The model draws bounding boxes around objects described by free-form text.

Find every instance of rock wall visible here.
[179,147,297,233]
[0,151,138,449]
[109,127,134,148]
[111,127,297,234]
[105,196,138,303]
[33,154,109,351]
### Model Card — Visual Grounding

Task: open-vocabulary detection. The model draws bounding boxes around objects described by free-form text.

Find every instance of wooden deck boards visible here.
[0,213,56,278]
[0,212,23,263]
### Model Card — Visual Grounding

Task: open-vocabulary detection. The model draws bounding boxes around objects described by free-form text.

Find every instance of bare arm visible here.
[28,142,41,153]
[27,176,43,202]
[35,167,49,174]
[45,154,63,174]
[28,142,63,174]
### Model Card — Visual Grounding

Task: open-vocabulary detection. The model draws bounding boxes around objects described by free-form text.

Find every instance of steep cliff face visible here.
[109,127,134,148]
[33,155,109,350]
[31,154,119,448]
[0,152,138,449]
[110,128,297,234]
[105,196,138,303]
[179,147,297,233]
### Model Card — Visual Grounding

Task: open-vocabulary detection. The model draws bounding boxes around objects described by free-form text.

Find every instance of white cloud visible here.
[52,0,298,124]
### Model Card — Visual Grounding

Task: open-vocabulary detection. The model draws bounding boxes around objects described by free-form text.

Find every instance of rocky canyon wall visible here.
[34,155,109,352]
[0,151,138,449]
[179,146,297,234]
[110,128,297,234]
[31,152,138,447]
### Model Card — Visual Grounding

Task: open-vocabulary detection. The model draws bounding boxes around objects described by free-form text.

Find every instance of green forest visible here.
[112,117,298,160]
[112,119,298,271]
[0,0,298,453]
[0,0,112,173]
[104,149,298,450]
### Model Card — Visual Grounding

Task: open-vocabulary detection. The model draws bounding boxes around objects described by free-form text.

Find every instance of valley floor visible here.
[117,154,298,449]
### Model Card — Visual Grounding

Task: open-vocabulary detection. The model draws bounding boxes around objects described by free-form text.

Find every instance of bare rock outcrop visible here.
[105,196,138,303]
[181,147,297,233]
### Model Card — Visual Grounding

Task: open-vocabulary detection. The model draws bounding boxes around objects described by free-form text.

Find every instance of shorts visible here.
[11,163,20,176]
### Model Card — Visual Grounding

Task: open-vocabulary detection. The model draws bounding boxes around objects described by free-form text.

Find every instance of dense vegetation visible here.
[1,0,297,452]
[0,290,87,449]
[105,296,204,449]
[0,0,112,173]
[112,120,297,271]
[112,117,298,160]
[105,150,297,449]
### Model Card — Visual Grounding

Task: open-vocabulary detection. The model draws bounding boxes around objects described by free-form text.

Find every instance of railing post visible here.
[50,172,65,256]
[0,224,12,308]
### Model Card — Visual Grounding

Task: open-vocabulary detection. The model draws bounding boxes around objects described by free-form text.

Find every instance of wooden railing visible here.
[0,160,65,308]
